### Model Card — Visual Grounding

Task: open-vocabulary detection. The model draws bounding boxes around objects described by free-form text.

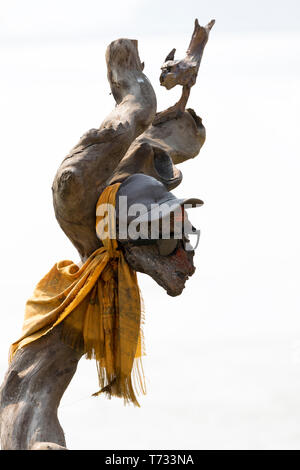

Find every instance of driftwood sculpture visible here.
[0,19,214,450]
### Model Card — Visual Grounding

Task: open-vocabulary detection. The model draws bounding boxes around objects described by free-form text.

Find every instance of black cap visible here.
[115,174,203,227]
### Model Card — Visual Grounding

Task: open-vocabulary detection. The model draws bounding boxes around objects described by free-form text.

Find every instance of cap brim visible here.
[136,196,204,224]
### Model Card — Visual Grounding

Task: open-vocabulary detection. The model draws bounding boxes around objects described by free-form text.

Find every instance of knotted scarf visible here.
[9,183,145,406]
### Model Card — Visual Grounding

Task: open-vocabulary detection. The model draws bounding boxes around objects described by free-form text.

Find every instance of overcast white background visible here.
[0,0,300,450]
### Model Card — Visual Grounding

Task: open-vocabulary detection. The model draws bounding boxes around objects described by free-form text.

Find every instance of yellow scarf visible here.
[9,183,145,406]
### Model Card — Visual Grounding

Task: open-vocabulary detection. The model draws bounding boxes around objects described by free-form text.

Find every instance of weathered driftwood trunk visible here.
[0,19,214,450]
[0,327,81,450]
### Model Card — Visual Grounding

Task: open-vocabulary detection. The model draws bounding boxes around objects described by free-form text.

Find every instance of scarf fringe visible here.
[59,300,146,407]
[93,357,145,407]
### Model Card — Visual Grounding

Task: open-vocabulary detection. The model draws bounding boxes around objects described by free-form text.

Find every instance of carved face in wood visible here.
[121,241,196,297]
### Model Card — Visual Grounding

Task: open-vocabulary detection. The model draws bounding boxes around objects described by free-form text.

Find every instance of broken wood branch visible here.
[154,18,215,124]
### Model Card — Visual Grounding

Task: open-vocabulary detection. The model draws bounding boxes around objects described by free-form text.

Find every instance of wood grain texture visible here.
[0,327,81,450]
[52,38,157,261]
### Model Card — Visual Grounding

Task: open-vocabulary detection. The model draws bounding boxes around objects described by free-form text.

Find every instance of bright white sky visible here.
[0,0,300,450]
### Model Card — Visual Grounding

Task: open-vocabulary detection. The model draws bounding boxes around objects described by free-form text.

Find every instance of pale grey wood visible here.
[0,327,81,450]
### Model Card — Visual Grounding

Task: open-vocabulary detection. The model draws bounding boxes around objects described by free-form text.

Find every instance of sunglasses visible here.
[120,229,200,256]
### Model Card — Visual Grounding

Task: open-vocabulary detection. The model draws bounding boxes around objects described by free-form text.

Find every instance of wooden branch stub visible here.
[164,48,176,62]
[154,18,215,125]
[159,18,215,90]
